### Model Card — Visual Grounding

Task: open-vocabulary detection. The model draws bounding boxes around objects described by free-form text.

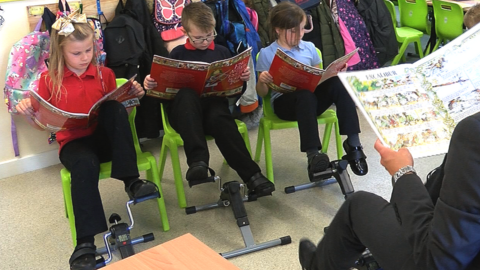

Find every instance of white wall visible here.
[0,0,60,179]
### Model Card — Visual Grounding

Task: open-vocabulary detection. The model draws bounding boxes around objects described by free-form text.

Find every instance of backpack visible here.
[152,0,191,41]
[204,0,261,59]
[4,20,50,156]
[4,21,50,115]
[103,13,146,79]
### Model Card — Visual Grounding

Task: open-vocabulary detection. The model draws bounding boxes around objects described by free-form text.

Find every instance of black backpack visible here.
[104,13,146,78]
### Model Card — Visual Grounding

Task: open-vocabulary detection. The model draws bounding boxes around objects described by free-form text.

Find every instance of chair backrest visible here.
[116,78,142,155]
[432,0,464,41]
[384,0,398,28]
[398,0,429,32]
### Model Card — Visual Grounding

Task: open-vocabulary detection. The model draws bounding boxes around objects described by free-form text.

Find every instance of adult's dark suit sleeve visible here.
[391,113,480,270]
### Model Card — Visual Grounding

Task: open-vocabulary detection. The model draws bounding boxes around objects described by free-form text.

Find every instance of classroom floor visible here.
[0,37,442,270]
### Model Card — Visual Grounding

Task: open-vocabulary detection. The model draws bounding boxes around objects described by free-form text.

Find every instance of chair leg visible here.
[62,174,77,247]
[169,143,187,208]
[254,122,264,162]
[158,140,169,183]
[146,156,170,232]
[415,40,424,58]
[392,41,409,65]
[321,122,333,155]
[432,38,442,53]
[242,129,252,158]
[263,126,275,182]
[334,121,343,160]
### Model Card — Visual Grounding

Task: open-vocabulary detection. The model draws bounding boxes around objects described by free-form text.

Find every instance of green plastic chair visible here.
[158,103,252,208]
[431,0,464,52]
[60,78,170,246]
[254,49,343,182]
[398,0,431,53]
[385,0,425,65]
[398,0,430,34]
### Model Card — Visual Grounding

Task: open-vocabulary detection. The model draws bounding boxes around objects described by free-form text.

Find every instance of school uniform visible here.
[310,113,480,269]
[257,40,361,152]
[38,64,139,238]
[166,41,261,182]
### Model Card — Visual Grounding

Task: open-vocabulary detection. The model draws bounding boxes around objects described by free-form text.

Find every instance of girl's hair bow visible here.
[52,9,87,36]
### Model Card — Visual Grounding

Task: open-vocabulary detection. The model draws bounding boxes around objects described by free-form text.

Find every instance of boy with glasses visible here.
[144,2,275,197]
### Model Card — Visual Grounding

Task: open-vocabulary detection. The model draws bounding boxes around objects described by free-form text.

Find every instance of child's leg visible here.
[60,137,107,241]
[202,97,258,180]
[274,90,322,152]
[274,90,330,179]
[202,96,274,196]
[59,137,105,270]
[313,77,367,175]
[168,88,211,182]
[94,100,157,199]
[168,88,210,166]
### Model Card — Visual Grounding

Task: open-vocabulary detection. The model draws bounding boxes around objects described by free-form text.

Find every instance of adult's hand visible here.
[374,139,414,176]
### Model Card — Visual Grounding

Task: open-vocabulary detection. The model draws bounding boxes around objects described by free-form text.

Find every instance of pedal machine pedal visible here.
[95,192,159,268]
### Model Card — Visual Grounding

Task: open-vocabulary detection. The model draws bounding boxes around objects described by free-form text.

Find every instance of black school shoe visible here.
[125,179,158,200]
[69,243,96,270]
[246,172,275,197]
[308,153,330,181]
[342,140,368,176]
[299,239,317,270]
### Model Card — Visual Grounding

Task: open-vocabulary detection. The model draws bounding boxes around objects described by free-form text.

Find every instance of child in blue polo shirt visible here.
[256,2,368,179]
[144,2,275,197]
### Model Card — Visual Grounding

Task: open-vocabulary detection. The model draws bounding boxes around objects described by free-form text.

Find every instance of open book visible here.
[146,47,252,100]
[338,24,480,158]
[29,75,140,132]
[267,48,359,93]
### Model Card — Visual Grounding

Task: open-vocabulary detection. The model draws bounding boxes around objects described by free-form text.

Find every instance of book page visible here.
[29,90,89,132]
[339,66,451,158]
[338,23,480,158]
[319,48,359,84]
[89,75,140,116]
[267,48,323,93]
[413,26,480,125]
[28,75,140,132]
[202,47,252,97]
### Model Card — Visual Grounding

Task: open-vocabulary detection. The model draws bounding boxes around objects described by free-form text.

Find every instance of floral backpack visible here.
[4,20,50,156]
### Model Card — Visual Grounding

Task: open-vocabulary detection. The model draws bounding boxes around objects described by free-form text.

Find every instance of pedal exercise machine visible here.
[94,192,160,268]
[284,159,355,199]
[185,176,291,259]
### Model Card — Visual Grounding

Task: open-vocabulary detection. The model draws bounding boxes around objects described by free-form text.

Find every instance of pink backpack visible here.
[4,20,50,156]
[152,0,191,41]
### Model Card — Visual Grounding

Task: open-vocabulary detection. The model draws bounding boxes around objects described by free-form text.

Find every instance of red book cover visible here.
[29,75,140,132]
[147,47,252,100]
[268,48,359,94]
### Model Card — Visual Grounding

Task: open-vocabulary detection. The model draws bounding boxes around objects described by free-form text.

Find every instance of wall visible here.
[0,0,118,179]
[0,0,61,179]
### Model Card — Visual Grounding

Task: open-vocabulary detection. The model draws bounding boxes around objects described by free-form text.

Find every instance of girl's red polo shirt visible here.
[37,64,117,151]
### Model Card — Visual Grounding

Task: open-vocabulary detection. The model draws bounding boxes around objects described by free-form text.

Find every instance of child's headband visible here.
[52,9,87,36]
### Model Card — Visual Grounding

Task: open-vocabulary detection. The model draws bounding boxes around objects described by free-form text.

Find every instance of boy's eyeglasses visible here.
[188,29,217,44]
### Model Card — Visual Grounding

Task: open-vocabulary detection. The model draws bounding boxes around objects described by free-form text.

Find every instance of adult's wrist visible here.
[391,165,416,186]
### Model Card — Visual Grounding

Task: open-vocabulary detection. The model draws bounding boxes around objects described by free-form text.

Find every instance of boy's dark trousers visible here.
[59,100,139,239]
[167,88,260,182]
[273,76,360,152]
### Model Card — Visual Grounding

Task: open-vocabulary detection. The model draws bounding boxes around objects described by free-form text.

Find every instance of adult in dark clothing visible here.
[299,112,480,269]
